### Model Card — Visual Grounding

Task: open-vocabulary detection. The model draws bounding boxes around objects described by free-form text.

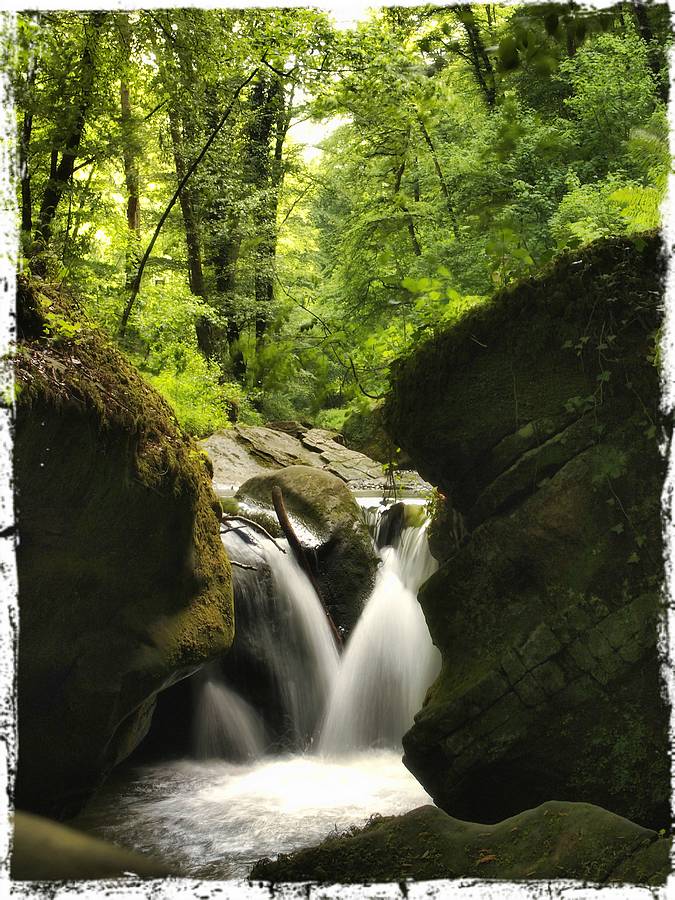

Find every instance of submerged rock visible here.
[236,465,378,634]
[12,811,175,880]
[14,278,234,817]
[251,801,669,885]
[384,234,668,827]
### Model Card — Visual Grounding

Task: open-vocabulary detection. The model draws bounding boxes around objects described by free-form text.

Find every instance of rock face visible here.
[236,466,378,634]
[14,278,234,817]
[12,812,175,880]
[384,234,668,827]
[251,801,670,885]
[201,423,428,494]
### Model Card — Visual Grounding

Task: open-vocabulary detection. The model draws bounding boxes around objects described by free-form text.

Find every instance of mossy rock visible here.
[14,277,234,817]
[251,801,669,885]
[236,465,378,633]
[12,811,175,880]
[384,233,664,522]
[383,235,668,827]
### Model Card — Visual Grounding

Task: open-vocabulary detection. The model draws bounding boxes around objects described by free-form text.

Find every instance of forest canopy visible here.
[9,3,672,438]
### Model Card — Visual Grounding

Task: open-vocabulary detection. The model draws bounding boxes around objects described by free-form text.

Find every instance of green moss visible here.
[251,801,668,885]
[384,232,664,510]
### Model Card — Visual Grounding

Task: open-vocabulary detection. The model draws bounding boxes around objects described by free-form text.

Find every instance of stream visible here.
[74,497,440,879]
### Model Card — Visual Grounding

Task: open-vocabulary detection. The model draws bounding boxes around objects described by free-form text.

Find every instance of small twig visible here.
[221,515,286,553]
[229,560,257,571]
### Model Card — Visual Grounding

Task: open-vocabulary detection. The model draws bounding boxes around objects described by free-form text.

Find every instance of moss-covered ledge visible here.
[14,277,234,817]
[251,801,670,885]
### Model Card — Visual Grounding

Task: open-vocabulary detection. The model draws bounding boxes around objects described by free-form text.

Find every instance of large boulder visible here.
[251,801,669,885]
[236,465,378,634]
[14,278,234,817]
[384,234,668,827]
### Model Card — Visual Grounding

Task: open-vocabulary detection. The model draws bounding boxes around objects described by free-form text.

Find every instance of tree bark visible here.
[394,159,421,256]
[214,229,246,378]
[243,74,286,344]
[19,64,36,243]
[118,15,142,290]
[417,118,460,239]
[120,80,141,235]
[456,6,496,106]
[168,111,206,299]
[631,2,668,103]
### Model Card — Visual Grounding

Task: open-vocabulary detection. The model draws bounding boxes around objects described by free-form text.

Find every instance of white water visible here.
[75,751,431,879]
[217,527,339,748]
[263,541,340,743]
[194,673,265,761]
[76,500,440,878]
[319,510,441,753]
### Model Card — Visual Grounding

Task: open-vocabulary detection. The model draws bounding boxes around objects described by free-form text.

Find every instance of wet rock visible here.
[237,466,378,633]
[14,277,233,817]
[384,234,668,827]
[251,801,669,885]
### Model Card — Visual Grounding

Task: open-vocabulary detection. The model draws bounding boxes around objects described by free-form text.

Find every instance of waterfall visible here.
[193,524,339,757]
[262,541,340,744]
[194,669,266,761]
[318,503,441,755]
[79,498,441,878]
[192,499,438,762]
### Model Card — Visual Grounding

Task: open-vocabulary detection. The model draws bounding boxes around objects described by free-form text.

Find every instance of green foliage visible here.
[11,4,671,433]
[146,353,257,437]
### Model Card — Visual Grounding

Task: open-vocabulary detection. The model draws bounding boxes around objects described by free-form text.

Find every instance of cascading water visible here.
[319,502,441,753]
[75,496,441,878]
[213,522,339,750]
[193,667,265,761]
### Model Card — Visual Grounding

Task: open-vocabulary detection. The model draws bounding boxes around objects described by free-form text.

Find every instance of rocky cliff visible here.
[384,234,668,828]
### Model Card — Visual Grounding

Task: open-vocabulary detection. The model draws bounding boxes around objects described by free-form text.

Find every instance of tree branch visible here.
[118,67,259,337]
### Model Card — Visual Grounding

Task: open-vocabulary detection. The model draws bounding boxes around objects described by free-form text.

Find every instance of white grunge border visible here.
[0,2,673,898]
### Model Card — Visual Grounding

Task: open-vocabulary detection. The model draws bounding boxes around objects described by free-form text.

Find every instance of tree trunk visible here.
[120,80,140,236]
[31,12,106,275]
[118,15,142,290]
[168,112,206,298]
[394,157,422,256]
[631,2,668,103]
[243,75,286,345]
[19,109,33,240]
[19,60,37,247]
[417,118,460,239]
[215,229,245,378]
[458,6,496,107]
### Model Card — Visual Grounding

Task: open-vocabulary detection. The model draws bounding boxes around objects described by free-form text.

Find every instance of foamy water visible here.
[74,751,431,878]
